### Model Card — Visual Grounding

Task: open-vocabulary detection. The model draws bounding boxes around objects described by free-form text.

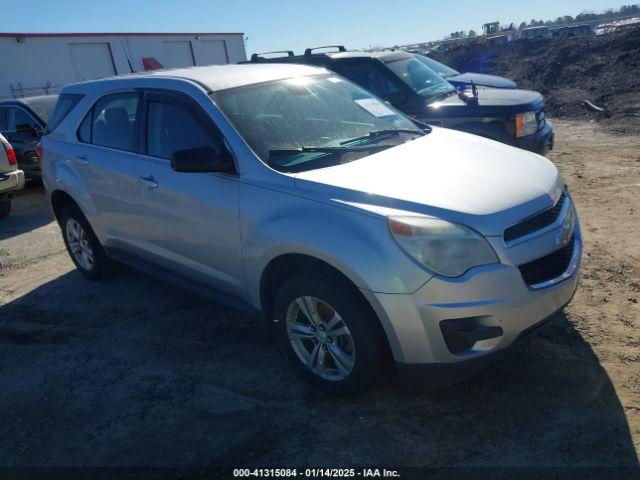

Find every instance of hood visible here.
[446,72,517,89]
[424,88,543,118]
[294,127,561,236]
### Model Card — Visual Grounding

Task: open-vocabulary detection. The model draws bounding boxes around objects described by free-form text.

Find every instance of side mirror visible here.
[171,146,234,173]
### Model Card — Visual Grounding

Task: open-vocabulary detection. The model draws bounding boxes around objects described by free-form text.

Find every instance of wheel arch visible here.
[258,252,395,361]
[50,189,80,224]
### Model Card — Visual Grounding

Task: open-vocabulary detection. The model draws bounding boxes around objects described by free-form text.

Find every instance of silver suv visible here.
[42,64,581,394]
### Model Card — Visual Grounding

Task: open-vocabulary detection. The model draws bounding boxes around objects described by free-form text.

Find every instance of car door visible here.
[135,90,244,298]
[73,91,145,249]
[1,106,43,177]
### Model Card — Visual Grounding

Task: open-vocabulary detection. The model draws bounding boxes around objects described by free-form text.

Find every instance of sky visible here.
[2,0,626,53]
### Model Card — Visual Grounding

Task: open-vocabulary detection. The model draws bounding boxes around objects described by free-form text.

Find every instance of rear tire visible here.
[60,204,112,280]
[0,199,11,219]
[272,271,387,395]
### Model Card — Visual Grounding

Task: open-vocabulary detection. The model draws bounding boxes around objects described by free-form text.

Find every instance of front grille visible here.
[518,235,575,286]
[504,191,566,243]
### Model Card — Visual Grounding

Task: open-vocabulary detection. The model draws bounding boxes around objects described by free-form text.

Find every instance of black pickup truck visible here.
[245,47,554,155]
[0,95,58,180]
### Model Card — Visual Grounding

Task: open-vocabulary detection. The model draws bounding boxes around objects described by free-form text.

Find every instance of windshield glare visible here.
[214,74,420,172]
[413,54,459,78]
[384,57,455,101]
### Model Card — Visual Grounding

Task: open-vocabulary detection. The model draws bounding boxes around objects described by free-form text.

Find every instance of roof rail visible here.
[250,50,295,62]
[304,45,346,56]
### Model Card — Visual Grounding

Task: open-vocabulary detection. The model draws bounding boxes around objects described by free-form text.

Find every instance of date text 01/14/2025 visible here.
[232,468,401,477]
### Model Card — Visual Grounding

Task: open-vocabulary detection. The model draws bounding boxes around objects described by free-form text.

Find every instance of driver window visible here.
[146,101,222,160]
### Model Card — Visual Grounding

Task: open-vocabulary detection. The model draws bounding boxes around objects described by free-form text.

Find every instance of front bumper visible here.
[362,207,581,388]
[515,120,554,155]
[0,169,25,198]
[396,306,567,389]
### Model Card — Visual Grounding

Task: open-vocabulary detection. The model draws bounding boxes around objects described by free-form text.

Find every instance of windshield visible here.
[383,57,455,101]
[213,74,422,172]
[413,54,459,78]
[22,96,58,123]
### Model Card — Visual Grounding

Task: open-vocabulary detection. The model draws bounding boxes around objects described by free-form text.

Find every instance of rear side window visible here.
[78,92,140,152]
[146,101,222,160]
[0,108,7,131]
[46,94,83,134]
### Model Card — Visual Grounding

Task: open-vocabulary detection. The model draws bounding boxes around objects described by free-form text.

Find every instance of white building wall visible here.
[0,33,247,98]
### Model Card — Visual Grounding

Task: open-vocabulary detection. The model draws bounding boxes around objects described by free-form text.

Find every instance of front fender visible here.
[240,185,432,310]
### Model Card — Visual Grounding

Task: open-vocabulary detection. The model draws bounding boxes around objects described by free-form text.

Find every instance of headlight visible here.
[389,216,499,277]
[515,111,538,137]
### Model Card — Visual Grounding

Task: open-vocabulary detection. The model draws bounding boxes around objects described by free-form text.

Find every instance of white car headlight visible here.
[389,216,499,277]
[515,111,538,137]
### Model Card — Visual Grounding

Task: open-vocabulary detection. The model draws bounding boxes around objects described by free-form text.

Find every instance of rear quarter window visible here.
[45,94,84,134]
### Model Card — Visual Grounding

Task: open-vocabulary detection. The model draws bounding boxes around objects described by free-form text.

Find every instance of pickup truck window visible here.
[331,62,403,101]
[7,107,40,132]
[213,74,419,172]
[413,55,460,78]
[384,57,455,101]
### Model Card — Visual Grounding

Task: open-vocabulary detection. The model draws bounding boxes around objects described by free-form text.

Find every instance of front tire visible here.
[0,199,11,219]
[60,204,112,280]
[273,272,387,395]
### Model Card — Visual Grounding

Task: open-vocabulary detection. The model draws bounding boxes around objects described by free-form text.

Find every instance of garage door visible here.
[163,41,195,68]
[69,43,116,81]
[197,40,228,65]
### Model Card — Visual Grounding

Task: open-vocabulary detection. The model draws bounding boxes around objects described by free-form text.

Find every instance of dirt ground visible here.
[0,120,638,471]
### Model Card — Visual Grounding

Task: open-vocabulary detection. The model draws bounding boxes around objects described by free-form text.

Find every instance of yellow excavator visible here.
[483,21,501,35]
[476,21,516,44]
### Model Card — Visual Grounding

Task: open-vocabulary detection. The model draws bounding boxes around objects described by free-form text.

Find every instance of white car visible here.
[0,133,25,218]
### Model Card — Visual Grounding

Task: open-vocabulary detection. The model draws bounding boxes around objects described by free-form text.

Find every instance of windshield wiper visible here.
[269,144,388,156]
[340,128,428,146]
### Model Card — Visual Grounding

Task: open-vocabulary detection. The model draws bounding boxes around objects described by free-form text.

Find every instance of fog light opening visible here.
[440,317,504,356]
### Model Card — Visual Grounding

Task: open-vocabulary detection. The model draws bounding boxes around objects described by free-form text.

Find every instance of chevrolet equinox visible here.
[42,64,581,394]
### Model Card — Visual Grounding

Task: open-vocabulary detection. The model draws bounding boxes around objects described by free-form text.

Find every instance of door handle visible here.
[138,175,158,189]
[76,155,89,166]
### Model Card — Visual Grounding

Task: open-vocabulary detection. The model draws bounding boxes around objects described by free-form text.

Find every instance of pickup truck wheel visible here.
[0,199,11,219]
[60,204,112,280]
[273,273,385,395]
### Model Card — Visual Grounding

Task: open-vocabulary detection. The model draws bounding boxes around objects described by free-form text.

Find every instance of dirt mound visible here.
[430,29,640,134]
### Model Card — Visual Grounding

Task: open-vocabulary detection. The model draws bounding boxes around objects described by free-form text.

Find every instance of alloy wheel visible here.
[66,219,94,271]
[285,296,356,381]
